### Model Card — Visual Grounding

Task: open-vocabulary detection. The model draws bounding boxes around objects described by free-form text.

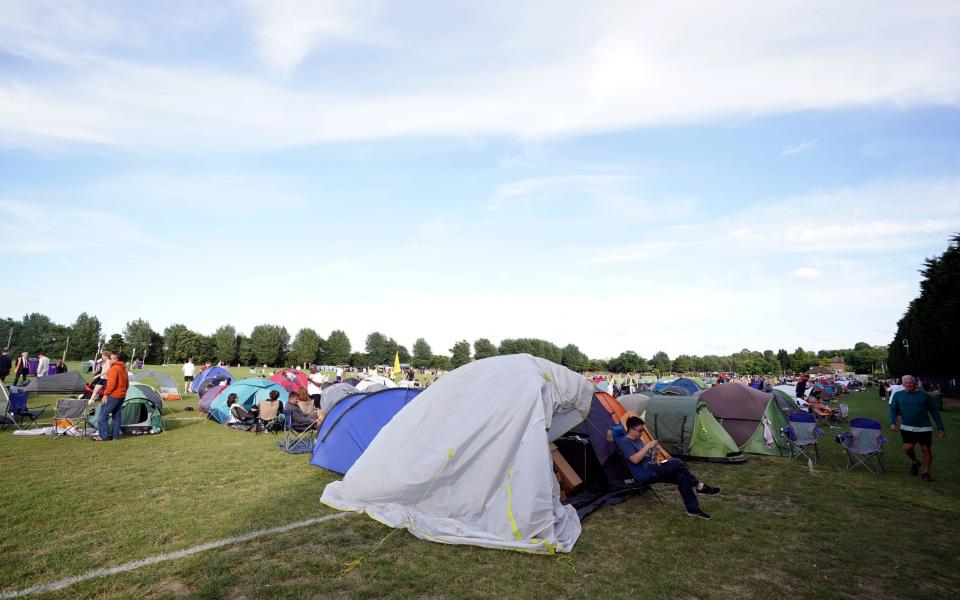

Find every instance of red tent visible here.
[269,369,309,394]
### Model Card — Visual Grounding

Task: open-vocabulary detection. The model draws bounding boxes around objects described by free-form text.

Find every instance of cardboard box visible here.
[550,443,583,494]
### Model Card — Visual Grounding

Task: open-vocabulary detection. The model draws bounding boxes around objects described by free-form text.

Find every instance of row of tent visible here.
[315,355,816,554]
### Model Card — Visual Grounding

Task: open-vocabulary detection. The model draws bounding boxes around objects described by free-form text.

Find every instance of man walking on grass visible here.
[889,374,945,482]
[95,351,128,442]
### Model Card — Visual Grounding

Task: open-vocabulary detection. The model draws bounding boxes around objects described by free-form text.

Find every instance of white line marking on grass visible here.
[0,513,348,599]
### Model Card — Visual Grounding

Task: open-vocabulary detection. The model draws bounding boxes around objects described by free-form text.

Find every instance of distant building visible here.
[830,356,846,372]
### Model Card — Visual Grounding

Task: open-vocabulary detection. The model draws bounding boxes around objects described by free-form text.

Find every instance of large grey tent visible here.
[20,371,87,394]
[129,370,182,401]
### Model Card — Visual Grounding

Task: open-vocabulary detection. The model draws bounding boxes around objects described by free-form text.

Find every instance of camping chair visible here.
[53,398,90,438]
[279,411,317,454]
[229,405,258,431]
[835,403,850,427]
[780,412,824,464]
[609,425,664,505]
[836,418,887,474]
[255,400,284,435]
[4,390,49,430]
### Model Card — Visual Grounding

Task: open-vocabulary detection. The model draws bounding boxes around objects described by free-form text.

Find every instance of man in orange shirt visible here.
[95,351,128,441]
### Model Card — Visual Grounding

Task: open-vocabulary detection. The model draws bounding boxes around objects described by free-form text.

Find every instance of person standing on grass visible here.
[307,364,325,405]
[36,351,50,377]
[616,416,721,520]
[0,348,11,384]
[11,352,30,386]
[182,357,195,394]
[890,374,945,482]
[95,351,128,441]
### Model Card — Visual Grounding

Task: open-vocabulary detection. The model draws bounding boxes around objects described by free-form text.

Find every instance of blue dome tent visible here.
[310,387,421,474]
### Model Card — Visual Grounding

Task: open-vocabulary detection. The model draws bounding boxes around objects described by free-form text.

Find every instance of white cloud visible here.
[790,267,823,280]
[1,2,959,151]
[782,140,817,156]
[242,0,377,76]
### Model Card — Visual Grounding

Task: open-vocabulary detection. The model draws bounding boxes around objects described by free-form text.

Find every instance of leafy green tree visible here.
[162,324,190,362]
[651,351,671,374]
[776,349,790,374]
[349,352,372,368]
[68,313,101,360]
[450,340,471,368]
[250,324,290,366]
[431,354,452,370]
[397,345,411,364]
[289,328,321,367]
[790,347,817,373]
[325,330,352,365]
[672,354,695,373]
[237,334,254,366]
[497,338,562,363]
[211,325,239,364]
[123,318,161,362]
[561,344,589,372]
[412,338,433,369]
[18,313,54,354]
[587,358,609,372]
[473,338,498,361]
[105,333,126,358]
[366,331,396,365]
[609,351,645,373]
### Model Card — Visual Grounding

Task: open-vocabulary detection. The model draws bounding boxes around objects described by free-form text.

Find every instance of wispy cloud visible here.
[790,267,823,280]
[782,140,817,156]
[1,2,959,151]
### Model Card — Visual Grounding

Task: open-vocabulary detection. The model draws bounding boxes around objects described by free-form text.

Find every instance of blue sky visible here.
[1,1,959,359]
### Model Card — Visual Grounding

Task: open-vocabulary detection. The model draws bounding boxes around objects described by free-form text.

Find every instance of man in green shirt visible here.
[889,375,946,482]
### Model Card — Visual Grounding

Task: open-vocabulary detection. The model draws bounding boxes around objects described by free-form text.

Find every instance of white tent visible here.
[320,354,593,553]
[774,385,809,409]
[355,375,398,393]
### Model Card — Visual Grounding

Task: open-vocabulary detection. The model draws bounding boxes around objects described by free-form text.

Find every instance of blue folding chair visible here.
[780,411,824,464]
[837,417,887,474]
[4,390,49,430]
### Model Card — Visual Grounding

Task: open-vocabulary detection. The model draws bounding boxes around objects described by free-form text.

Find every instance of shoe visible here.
[90,436,104,442]
[686,509,712,520]
[910,461,921,476]
[698,484,721,495]
[921,473,934,482]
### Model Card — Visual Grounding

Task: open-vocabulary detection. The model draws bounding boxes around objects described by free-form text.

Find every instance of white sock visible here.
[697,483,705,491]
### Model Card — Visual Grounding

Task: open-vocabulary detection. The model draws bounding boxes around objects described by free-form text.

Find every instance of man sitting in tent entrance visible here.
[616,416,721,520]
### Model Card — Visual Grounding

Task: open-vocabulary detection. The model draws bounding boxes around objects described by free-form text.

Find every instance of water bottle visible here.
[807,458,815,473]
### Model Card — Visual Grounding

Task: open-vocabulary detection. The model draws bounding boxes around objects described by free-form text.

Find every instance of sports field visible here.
[1,366,957,599]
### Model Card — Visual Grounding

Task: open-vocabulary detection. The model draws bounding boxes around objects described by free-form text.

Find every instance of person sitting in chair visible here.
[287,391,320,433]
[226,393,257,430]
[616,416,721,520]
[257,390,284,432]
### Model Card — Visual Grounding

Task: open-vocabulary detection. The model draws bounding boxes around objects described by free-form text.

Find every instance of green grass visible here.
[2,371,957,599]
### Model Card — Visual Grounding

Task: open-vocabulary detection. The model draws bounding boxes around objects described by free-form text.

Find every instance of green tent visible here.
[641,396,746,463]
[771,388,799,414]
[89,382,164,435]
[701,383,789,456]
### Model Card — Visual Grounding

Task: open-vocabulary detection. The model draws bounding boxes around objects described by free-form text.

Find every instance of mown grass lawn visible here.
[1,367,957,599]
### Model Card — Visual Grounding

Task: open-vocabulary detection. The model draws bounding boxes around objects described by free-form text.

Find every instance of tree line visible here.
[889,233,959,377]
[1,312,886,375]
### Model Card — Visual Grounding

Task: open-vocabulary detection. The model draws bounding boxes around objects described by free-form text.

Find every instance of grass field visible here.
[1,365,957,599]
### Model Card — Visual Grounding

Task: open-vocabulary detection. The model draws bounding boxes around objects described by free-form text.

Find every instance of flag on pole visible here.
[392,351,402,379]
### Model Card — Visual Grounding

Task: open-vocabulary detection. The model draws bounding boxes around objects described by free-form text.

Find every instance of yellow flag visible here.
[392,351,402,378]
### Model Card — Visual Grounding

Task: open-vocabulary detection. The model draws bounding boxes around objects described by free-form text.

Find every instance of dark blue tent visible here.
[667,378,701,396]
[190,366,233,394]
[653,380,675,393]
[310,388,421,474]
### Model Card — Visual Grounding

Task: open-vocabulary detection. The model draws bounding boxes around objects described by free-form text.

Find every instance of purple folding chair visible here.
[837,417,887,474]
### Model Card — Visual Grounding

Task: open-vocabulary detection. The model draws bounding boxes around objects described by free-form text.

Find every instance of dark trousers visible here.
[12,368,29,386]
[647,458,701,512]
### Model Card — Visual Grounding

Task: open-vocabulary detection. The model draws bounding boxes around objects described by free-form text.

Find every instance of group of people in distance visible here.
[225,388,321,434]
[0,348,68,387]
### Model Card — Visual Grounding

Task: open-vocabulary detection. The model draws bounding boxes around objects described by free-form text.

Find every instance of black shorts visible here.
[184,375,194,382]
[900,430,932,446]
[92,377,106,386]
[309,394,321,402]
